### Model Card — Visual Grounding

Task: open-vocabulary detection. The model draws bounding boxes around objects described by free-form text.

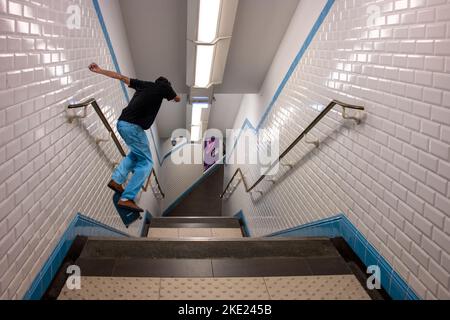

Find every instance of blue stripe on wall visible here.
[262,213,421,300]
[23,214,129,300]
[149,129,190,167]
[92,0,130,103]
[227,0,336,162]
[93,0,190,167]
[92,0,182,166]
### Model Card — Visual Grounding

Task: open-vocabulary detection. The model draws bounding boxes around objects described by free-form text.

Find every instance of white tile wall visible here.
[223,0,450,299]
[0,0,159,299]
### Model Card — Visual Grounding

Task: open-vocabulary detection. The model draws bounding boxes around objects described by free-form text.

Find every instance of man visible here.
[88,63,181,212]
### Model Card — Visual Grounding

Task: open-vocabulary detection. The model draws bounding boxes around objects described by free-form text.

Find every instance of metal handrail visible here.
[220,99,365,199]
[142,168,165,199]
[68,98,165,199]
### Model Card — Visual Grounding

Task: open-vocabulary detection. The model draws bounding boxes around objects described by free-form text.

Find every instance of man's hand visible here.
[88,63,130,86]
[88,63,102,74]
[174,96,181,103]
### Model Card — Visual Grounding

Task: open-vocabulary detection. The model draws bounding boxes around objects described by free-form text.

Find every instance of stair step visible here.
[147,227,243,239]
[74,256,352,278]
[149,217,241,229]
[80,237,338,259]
[58,275,371,300]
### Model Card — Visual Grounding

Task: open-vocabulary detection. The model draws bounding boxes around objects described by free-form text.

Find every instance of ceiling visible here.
[215,0,301,93]
[119,0,300,138]
[119,0,188,94]
[208,94,243,133]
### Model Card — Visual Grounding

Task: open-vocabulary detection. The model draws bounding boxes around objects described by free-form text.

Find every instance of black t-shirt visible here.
[118,78,177,130]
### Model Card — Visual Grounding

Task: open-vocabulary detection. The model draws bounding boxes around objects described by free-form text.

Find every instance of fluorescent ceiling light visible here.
[191,125,201,142]
[192,106,202,125]
[192,96,209,102]
[193,102,209,109]
[195,45,214,87]
[198,0,221,43]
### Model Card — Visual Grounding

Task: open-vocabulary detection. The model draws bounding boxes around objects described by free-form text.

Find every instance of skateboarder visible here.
[89,63,181,212]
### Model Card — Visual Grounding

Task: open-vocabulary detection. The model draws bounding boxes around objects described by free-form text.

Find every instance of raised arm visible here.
[88,63,130,86]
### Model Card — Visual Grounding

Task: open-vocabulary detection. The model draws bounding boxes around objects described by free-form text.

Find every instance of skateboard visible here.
[112,192,142,228]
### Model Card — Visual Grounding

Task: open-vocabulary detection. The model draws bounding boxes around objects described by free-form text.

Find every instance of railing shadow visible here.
[65,110,120,170]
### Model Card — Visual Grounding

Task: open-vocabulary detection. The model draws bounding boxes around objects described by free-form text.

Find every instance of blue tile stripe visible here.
[93,0,189,167]
[23,213,129,300]
[227,0,335,163]
[233,210,251,237]
[140,211,153,237]
[92,0,130,103]
[149,129,190,167]
[257,212,420,300]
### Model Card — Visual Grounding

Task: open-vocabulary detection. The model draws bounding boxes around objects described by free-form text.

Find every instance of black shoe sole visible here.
[117,203,144,213]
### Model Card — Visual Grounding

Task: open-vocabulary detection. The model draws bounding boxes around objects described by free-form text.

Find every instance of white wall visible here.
[0,0,159,299]
[223,0,450,300]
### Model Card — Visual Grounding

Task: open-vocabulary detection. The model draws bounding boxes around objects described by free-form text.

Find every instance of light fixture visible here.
[193,102,209,109]
[195,45,215,88]
[198,0,221,43]
[186,0,239,138]
[187,0,238,89]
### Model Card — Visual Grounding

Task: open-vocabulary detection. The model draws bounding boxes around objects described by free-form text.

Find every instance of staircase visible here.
[42,217,386,300]
[41,166,388,300]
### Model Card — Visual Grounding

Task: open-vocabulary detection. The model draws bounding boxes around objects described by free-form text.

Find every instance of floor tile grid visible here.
[147,228,244,239]
[58,275,370,300]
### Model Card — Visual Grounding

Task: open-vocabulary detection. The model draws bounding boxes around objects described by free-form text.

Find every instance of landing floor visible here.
[58,275,371,300]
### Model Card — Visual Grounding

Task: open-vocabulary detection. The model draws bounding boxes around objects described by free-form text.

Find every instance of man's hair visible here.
[155,76,171,87]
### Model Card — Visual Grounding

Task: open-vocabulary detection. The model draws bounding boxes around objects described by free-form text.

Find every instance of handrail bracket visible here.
[67,105,88,123]
[342,106,363,124]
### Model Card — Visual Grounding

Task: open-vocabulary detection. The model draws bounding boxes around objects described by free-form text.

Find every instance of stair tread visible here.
[150,217,241,229]
[75,256,352,278]
[80,237,339,259]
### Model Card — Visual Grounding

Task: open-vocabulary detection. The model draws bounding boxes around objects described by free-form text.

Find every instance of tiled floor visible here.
[58,275,371,300]
[147,228,243,239]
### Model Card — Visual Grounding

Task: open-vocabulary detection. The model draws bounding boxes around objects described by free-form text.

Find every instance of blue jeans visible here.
[112,121,153,201]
